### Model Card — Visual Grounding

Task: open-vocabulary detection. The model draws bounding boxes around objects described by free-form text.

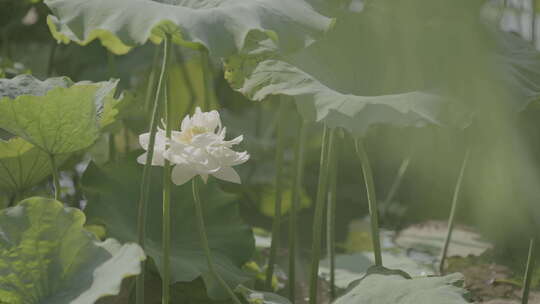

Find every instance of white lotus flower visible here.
[137,128,168,166]
[163,107,249,185]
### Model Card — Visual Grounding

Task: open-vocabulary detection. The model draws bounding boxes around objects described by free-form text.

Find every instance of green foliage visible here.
[166,57,218,127]
[0,75,121,154]
[260,185,311,217]
[45,0,333,56]
[334,268,469,304]
[0,58,30,79]
[228,58,446,138]
[0,197,145,304]
[0,137,68,195]
[81,155,255,300]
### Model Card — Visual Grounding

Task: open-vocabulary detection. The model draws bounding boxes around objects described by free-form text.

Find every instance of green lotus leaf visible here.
[394,221,492,259]
[0,137,68,195]
[0,197,145,304]
[45,0,334,56]
[0,75,121,154]
[334,268,468,304]
[228,1,540,135]
[229,58,446,137]
[495,30,540,110]
[81,154,255,300]
[319,252,435,289]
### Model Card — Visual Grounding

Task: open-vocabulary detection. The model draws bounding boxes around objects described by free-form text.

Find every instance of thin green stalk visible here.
[162,88,172,304]
[288,120,307,302]
[265,100,287,291]
[144,46,161,112]
[49,154,61,200]
[518,0,525,35]
[174,48,197,115]
[326,136,339,300]
[382,155,411,206]
[2,30,9,59]
[123,125,130,154]
[136,36,171,304]
[200,49,213,111]
[106,51,117,162]
[522,238,536,304]
[47,40,57,77]
[109,133,117,162]
[439,149,470,274]
[107,51,117,78]
[309,127,335,304]
[192,177,243,304]
[355,139,382,266]
[532,0,537,45]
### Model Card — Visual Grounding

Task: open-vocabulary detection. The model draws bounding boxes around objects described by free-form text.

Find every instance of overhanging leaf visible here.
[0,75,121,154]
[227,1,540,136]
[334,270,468,304]
[0,197,145,304]
[81,154,255,300]
[0,137,68,195]
[230,59,446,137]
[45,0,334,56]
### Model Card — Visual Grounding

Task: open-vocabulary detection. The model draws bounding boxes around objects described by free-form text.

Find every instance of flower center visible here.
[177,126,210,143]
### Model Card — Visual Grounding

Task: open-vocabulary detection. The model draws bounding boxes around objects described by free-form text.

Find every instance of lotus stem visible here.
[532,0,537,45]
[522,238,536,304]
[192,177,243,304]
[123,125,130,154]
[109,133,116,162]
[107,51,117,78]
[49,153,61,200]
[309,126,335,304]
[382,154,411,206]
[265,99,287,291]
[144,45,161,112]
[162,88,172,304]
[136,35,171,304]
[174,47,197,115]
[106,50,118,162]
[47,40,57,77]
[2,29,9,59]
[439,149,470,274]
[200,49,213,111]
[288,120,307,302]
[327,135,339,300]
[355,138,382,266]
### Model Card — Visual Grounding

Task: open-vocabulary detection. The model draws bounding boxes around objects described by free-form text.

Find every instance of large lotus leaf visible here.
[333,270,468,304]
[494,30,540,110]
[227,1,540,136]
[229,59,446,137]
[81,155,255,300]
[319,252,434,289]
[395,221,493,259]
[0,137,69,195]
[0,197,145,304]
[45,0,333,56]
[0,75,121,154]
